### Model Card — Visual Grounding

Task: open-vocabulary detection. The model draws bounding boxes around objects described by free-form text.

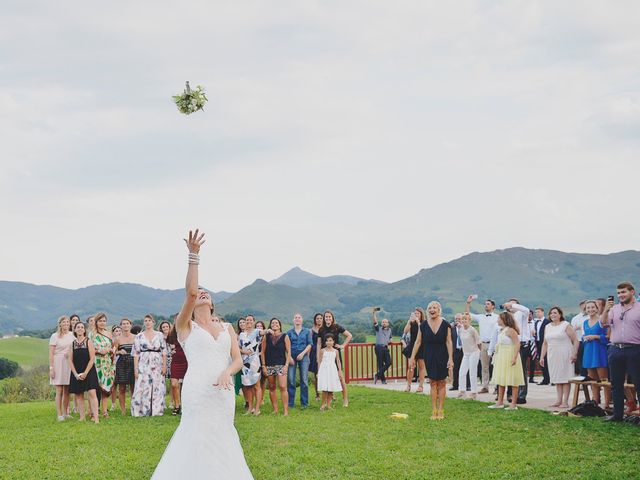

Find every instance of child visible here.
[488,312,524,411]
[317,334,343,411]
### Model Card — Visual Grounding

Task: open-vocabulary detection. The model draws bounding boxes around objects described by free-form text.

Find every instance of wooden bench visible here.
[569,379,596,407]
[570,379,636,408]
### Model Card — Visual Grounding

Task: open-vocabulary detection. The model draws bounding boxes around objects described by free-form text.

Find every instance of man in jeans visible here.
[286,313,313,408]
[372,308,392,384]
[601,282,640,422]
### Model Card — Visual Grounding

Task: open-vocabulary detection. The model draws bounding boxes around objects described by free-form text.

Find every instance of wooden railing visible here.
[344,342,406,383]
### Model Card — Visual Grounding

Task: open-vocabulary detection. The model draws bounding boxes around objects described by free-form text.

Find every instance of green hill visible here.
[0,337,48,368]
[218,248,640,322]
[0,281,231,333]
[2,248,639,333]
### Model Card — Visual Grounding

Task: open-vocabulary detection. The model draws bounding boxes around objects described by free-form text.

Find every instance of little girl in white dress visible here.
[317,334,343,410]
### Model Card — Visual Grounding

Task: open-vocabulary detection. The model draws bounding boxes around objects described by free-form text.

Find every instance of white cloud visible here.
[1,1,638,292]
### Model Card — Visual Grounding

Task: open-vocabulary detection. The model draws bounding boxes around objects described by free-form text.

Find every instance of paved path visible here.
[357,376,585,412]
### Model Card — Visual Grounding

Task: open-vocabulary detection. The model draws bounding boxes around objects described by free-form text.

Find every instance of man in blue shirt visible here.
[286,313,313,408]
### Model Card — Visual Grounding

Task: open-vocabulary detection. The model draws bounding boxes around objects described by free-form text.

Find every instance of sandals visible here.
[416,386,424,393]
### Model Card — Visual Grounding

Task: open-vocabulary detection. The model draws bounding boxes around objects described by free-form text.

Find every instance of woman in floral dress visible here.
[131,314,167,416]
[91,312,115,418]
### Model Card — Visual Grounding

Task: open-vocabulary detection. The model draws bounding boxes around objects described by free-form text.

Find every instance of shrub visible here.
[351,332,367,343]
[0,366,53,403]
[0,357,20,380]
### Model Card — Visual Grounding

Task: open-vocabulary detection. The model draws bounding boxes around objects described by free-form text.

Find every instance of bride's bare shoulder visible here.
[177,321,194,344]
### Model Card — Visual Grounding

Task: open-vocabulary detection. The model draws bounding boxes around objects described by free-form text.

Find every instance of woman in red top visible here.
[166,324,188,415]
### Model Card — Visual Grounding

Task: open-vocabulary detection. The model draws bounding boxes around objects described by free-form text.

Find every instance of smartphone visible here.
[607,295,615,302]
[470,294,478,300]
[374,307,381,312]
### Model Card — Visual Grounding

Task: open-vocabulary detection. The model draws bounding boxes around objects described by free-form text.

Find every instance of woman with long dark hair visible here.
[309,313,324,401]
[582,300,610,406]
[317,311,353,407]
[260,318,292,416]
[114,318,136,415]
[255,320,268,408]
[166,324,188,415]
[67,322,100,423]
[403,308,426,392]
[540,306,578,410]
[91,312,115,418]
[151,229,252,479]
[488,312,524,411]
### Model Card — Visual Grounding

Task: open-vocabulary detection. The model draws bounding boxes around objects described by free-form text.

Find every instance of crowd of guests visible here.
[48,281,639,424]
[48,313,188,423]
[235,310,352,415]
[372,282,639,422]
[48,309,354,421]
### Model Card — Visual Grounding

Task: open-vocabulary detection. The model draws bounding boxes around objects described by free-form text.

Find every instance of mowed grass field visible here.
[0,337,48,367]
[1,386,638,480]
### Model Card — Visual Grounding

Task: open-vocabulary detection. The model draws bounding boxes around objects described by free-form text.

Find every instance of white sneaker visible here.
[487,404,505,409]
[57,415,65,421]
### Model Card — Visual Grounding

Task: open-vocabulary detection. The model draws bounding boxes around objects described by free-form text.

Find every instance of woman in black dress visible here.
[317,311,353,407]
[260,318,292,416]
[114,318,136,415]
[67,322,100,423]
[309,313,323,402]
[409,301,453,420]
[403,308,426,392]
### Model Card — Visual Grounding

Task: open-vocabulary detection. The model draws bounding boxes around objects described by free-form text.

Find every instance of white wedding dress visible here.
[152,321,254,479]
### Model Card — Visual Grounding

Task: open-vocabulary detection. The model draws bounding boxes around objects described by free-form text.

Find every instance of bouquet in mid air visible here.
[172,81,208,115]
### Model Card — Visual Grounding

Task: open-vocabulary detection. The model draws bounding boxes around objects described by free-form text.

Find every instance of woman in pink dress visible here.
[49,315,75,421]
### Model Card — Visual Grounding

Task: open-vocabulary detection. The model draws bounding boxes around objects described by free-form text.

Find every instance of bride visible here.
[152,229,254,479]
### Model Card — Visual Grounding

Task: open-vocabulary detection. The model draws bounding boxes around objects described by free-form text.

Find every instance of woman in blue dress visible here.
[582,300,610,406]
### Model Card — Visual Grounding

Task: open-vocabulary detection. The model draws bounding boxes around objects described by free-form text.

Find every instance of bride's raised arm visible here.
[175,229,206,341]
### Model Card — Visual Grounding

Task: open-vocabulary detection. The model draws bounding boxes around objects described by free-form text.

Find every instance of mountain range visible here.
[2,247,639,333]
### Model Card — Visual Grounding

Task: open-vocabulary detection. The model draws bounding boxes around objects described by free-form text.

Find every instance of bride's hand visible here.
[184,229,206,254]
[214,371,232,390]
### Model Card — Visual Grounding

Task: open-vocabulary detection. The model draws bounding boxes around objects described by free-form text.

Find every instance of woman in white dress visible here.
[540,306,578,410]
[238,315,268,416]
[317,334,343,411]
[152,229,253,480]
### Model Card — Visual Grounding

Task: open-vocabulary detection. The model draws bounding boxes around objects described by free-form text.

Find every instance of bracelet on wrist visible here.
[188,253,200,265]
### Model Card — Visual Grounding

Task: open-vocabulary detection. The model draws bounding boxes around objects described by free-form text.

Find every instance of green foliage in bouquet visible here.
[172,81,208,115]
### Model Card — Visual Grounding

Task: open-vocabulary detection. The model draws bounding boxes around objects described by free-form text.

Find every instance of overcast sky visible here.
[1,1,639,292]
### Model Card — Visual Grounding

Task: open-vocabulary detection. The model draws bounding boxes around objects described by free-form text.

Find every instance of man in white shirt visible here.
[503,299,531,404]
[465,296,498,394]
[570,301,588,376]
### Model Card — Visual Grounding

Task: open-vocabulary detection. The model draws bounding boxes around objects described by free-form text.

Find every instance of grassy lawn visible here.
[0,337,48,368]
[1,386,638,479]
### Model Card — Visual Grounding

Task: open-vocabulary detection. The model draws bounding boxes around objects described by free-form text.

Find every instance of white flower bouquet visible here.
[172,81,208,115]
